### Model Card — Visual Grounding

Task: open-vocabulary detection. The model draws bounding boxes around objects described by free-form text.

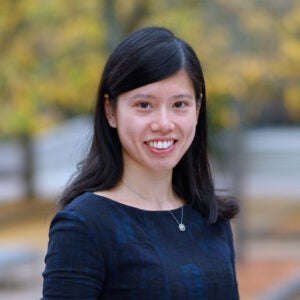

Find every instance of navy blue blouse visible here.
[42,192,239,299]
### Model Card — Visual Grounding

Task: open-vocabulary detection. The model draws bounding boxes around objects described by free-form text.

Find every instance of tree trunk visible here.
[103,0,123,52]
[20,133,35,201]
[102,0,150,52]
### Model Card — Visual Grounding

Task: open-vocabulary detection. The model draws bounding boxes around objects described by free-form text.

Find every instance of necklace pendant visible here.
[179,223,186,231]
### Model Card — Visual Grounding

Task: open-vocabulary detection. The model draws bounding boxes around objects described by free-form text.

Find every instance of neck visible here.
[121,168,182,210]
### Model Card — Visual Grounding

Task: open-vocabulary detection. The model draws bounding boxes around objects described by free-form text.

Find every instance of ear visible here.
[104,94,117,128]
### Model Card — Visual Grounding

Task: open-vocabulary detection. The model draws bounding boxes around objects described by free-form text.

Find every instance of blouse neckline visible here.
[87,192,187,214]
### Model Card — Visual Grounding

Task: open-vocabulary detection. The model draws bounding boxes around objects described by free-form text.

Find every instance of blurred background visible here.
[0,0,299,299]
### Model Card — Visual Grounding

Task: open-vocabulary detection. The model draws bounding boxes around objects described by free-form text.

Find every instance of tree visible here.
[115,0,300,128]
[1,0,299,199]
[2,0,299,136]
[0,0,105,199]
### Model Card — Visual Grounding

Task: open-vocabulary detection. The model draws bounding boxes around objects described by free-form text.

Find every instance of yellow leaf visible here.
[284,86,300,122]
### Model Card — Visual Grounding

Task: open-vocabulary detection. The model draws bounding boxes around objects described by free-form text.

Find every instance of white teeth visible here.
[148,140,174,149]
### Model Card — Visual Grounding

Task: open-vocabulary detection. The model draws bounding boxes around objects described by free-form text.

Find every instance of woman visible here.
[42,26,239,299]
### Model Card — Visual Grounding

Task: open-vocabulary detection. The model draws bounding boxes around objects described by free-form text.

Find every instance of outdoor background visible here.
[0,0,300,299]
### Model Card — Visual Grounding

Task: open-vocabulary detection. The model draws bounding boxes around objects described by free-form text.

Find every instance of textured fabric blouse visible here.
[42,192,239,299]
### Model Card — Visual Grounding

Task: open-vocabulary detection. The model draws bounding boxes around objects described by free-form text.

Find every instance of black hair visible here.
[59,26,239,223]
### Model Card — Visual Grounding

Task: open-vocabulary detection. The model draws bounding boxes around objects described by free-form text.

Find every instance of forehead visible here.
[119,70,195,99]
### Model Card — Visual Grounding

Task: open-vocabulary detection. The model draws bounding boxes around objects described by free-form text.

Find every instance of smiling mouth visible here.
[146,140,176,150]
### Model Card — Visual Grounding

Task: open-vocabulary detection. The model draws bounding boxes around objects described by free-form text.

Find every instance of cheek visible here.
[188,125,197,142]
[116,116,143,145]
[184,118,198,144]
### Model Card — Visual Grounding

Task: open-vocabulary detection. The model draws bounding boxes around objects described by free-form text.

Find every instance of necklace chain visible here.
[122,180,186,232]
[168,208,186,232]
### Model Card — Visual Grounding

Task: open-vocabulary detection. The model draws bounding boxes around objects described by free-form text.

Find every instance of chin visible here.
[147,161,179,172]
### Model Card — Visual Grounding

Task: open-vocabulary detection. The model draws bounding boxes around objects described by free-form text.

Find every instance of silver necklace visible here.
[168,208,186,232]
[122,180,186,232]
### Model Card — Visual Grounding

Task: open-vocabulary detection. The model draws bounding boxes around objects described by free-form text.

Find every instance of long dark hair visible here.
[59,26,239,223]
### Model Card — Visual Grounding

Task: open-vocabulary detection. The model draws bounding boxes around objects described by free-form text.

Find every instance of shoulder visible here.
[216,217,234,235]
[215,218,236,253]
[63,192,114,221]
[43,194,106,298]
[51,192,112,238]
[206,217,234,243]
[67,191,106,211]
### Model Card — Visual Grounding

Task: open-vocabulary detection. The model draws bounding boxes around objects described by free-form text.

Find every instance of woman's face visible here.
[105,69,201,174]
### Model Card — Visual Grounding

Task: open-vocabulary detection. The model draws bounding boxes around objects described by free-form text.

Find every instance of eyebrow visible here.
[129,93,155,100]
[172,94,194,100]
[129,93,194,100]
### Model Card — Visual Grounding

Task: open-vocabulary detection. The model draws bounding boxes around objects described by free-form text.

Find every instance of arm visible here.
[42,209,105,299]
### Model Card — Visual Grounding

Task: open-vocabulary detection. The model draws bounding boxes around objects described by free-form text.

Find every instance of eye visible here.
[173,101,187,109]
[137,102,152,109]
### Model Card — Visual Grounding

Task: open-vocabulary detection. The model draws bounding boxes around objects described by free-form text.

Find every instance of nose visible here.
[150,108,175,132]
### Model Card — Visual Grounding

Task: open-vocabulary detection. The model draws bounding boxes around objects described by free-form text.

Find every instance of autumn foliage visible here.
[1,0,299,138]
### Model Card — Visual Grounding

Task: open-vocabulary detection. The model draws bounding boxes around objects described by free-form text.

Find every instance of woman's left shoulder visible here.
[214,217,235,236]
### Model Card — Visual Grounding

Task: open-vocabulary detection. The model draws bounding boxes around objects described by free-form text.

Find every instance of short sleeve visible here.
[42,209,105,299]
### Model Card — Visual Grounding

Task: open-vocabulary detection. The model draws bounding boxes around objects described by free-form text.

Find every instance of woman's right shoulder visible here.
[66,191,106,212]
[52,192,111,233]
